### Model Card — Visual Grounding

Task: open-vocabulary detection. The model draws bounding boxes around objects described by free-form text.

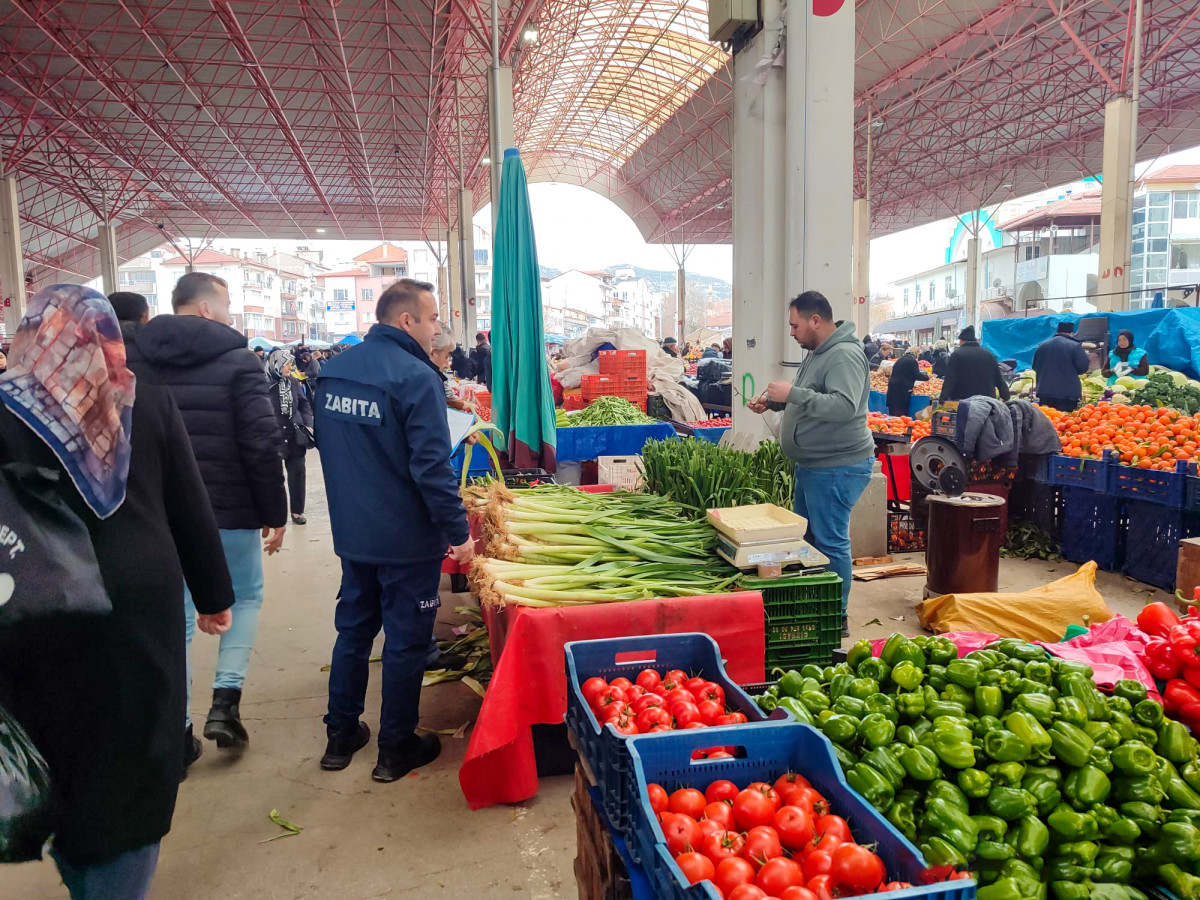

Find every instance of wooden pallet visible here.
[572,763,633,900]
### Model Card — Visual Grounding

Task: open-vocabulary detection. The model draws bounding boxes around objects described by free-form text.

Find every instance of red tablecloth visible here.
[459,592,765,809]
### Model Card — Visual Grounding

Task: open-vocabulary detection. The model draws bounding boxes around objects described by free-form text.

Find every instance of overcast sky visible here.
[234,145,1200,293]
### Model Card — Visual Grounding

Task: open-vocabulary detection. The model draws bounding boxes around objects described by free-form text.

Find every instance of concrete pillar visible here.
[458,188,477,339]
[731,22,780,438]
[447,228,462,344]
[487,65,514,235]
[437,263,450,324]
[1097,97,1135,311]
[964,237,980,329]
[783,0,855,344]
[0,174,26,337]
[852,198,870,337]
[674,266,685,341]
[97,223,120,296]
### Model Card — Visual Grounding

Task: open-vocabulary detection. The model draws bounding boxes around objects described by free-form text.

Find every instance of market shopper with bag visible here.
[266,349,314,525]
[0,285,233,899]
[747,291,874,637]
[315,279,474,782]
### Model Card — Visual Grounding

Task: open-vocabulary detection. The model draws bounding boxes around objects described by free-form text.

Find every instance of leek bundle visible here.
[466,483,740,607]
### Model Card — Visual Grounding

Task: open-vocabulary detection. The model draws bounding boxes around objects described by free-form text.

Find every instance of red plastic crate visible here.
[581,373,646,399]
[564,393,585,411]
[598,349,647,378]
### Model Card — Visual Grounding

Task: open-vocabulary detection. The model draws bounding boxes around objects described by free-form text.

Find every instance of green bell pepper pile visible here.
[759,634,1200,898]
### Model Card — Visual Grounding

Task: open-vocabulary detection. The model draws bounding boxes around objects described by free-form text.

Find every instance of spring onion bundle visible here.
[466,483,740,607]
[565,395,653,426]
[640,437,795,515]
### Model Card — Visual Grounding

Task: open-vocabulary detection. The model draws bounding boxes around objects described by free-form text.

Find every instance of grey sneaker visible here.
[841,616,850,638]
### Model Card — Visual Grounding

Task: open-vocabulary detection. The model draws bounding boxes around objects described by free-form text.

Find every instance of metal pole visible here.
[490,0,501,235]
[455,81,469,345]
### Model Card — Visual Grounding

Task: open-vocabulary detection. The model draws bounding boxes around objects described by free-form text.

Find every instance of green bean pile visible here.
[566,396,653,426]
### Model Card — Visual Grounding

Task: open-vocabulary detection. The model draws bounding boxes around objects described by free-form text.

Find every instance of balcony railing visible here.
[1168,268,1200,287]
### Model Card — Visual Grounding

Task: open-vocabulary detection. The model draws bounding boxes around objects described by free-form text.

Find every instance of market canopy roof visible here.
[2,0,1198,286]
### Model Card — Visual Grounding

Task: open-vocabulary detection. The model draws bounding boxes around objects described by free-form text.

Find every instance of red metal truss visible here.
[0,0,1198,286]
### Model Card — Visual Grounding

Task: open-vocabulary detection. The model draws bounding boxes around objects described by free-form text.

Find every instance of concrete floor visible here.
[1,467,1168,899]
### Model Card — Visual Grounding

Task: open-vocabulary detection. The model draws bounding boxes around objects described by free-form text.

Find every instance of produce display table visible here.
[555,422,676,461]
[868,390,932,417]
[459,592,766,809]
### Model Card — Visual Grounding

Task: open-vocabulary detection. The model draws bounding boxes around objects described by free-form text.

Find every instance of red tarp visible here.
[459,592,766,809]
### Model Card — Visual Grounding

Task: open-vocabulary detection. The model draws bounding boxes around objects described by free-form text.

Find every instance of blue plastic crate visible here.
[628,722,976,900]
[1109,453,1189,508]
[564,633,788,846]
[556,422,676,462]
[1187,467,1200,513]
[1060,486,1124,570]
[1047,454,1111,491]
[1009,481,1062,539]
[690,426,729,445]
[1122,499,1200,591]
[1020,453,1050,483]
[450,441,493,477]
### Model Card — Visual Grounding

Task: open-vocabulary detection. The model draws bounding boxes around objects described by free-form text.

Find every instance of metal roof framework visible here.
[0,0,1198,286]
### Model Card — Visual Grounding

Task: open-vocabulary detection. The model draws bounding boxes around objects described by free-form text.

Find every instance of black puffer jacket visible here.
[128,315,287,530]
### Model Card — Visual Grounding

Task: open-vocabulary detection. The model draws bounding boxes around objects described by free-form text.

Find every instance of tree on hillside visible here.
[869,293,895,332]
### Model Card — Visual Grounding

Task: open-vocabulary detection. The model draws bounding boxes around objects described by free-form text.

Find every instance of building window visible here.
[915,284,921,302]
[333,289,348,302]
[474,249,489,266]
[929,282,936,305]
[1173,242,1200,270]
[1175,192,1200,220]
[945,275,954,297]
[361,288,374,301]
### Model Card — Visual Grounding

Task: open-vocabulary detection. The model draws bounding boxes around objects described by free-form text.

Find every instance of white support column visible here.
[487,66,514,235]
[851,198,870,336]
[731,23,779,439]
[97,223,120,296]
[674,266,685,340]
[458,188,477,339]
[0,174,26,337]
[1097,97,1135,311]
[447,228,462,344]
[437,263,450,323]
[783,0,855,345]
[964,237,980,329]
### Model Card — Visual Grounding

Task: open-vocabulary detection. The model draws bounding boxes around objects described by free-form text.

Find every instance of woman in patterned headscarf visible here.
[0,284,233,899]
[266,348,313,525]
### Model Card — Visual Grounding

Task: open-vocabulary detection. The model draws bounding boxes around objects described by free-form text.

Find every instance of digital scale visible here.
[706,503,830,573]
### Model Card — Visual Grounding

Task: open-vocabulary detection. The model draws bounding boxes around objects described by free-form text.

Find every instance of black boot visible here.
[203,688,249,749]
[372,733,441,783]
[182,723,202,779]
[320,721,371,771]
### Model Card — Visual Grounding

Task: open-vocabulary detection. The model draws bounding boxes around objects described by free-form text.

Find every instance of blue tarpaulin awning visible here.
[980,307,1200,379]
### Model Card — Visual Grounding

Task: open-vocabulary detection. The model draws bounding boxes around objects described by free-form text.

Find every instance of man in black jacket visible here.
[940,326,1010,403]
[1032,322,1089,412]
[470,331,492,391]
[129,272,287,761]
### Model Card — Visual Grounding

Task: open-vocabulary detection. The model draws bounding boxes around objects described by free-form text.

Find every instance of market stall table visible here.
[459,592,766,809]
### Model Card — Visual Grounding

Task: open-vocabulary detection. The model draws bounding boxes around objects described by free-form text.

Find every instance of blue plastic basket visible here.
[1047,454,1111,491]
[1187,469,1200,513]
[564,633,788,844]
[1122,499,1200,591]
[450,441,492,477]
[1109,453,1189,508]
[628,722,977,900]
[1060,486,1124,570]
[555,422,677,462]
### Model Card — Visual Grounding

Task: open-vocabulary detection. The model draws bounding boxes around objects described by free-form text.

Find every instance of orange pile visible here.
[867,412,931,441]
[1053,402,1197,470]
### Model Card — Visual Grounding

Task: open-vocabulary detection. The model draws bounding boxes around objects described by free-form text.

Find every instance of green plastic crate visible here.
[742,572,843,669]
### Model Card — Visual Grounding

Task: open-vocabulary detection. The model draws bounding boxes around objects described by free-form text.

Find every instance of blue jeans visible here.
[51,843,160,900]
[325,559,441,747]
[184,529,265,724]
[793,457,874,613]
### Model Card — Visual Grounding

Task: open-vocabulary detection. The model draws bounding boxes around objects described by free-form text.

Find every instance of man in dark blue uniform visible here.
[314,278,474,782]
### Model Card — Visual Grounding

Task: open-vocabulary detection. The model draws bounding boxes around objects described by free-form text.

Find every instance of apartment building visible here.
[1131,166,1200,308]
[160,249,282,339]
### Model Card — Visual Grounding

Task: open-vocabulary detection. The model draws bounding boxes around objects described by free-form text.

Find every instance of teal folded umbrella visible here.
[490,148,557,471]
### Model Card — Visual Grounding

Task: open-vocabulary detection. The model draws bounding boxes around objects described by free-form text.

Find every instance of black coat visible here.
[269,374,314,458]
[940,341,1010,402]
[128,316,287,530]
[0,382,233,866]
[931,350,950,378]
[471,342,493,390]
[886,355,930,416]
[1032,334,1089,402]
[450,347,476,379]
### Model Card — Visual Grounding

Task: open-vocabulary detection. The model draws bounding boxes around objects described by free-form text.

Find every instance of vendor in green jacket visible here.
[747,291,874,637]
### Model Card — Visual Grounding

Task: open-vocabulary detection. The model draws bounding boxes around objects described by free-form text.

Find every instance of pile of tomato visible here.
[1052,402,1199,470]
[866,412,931,441]
[648,771,951,898]
[688,418,733,428]
[581,668,751,735]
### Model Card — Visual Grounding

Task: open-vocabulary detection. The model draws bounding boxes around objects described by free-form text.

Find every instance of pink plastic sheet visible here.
[869,619,1161,698]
